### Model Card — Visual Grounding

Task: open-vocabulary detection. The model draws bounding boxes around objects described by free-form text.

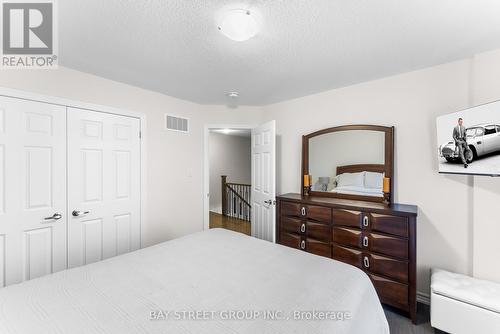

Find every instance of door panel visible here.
[0,96,67,286]
[68,108,141,268]
[23,227,53,280]
[81,218,103,264]
[251,121,276,242]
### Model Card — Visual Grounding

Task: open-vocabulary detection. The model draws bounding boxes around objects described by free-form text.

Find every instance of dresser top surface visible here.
[277,193,418,216]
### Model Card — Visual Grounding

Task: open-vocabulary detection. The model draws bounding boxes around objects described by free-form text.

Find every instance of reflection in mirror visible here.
[309,130,385,198]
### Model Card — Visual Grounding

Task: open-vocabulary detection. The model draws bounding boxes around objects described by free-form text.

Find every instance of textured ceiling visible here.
[60,0,500,106]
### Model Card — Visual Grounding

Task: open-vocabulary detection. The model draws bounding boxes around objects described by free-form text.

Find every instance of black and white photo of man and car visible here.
[437,99,500,176]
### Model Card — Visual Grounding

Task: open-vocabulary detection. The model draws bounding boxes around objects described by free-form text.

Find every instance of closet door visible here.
[0,96,67,287]
[67,108,141,268]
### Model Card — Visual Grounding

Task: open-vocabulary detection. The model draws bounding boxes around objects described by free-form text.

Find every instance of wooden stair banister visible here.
[221,175,251,222]
[221,175,228,216]
[226,184,250,207]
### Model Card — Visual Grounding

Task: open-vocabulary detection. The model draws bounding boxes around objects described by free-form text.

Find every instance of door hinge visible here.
[139,131,142,139]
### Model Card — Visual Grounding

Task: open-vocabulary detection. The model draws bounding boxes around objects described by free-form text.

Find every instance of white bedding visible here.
[0,229,388,334]
[332,185,383,197]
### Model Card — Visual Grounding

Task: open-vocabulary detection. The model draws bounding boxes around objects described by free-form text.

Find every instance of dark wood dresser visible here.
[276,193,418,323]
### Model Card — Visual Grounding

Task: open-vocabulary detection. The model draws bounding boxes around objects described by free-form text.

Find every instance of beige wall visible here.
[0,67,263,247]
[261,56,498,297]
[209,132,251,214]
[470,49,500,283]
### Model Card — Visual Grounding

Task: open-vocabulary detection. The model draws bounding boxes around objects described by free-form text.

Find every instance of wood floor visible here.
[209,211,251,236]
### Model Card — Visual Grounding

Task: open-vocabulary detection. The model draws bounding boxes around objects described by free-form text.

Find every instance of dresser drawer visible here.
[281,216,304,235]
[332,244,362,268]
[332,209,362,228]
[281,201,331,223]
[281,201,302,217]
[306,238,331,258]
[369,273,409,311]
[279,232,302,249]
[332,227,362,249]
[279,231,330,258]
[366,213,408,238]
[368,233,408,259]
[280,217,330,242]
[307,221,330,242]
[306,205,331,223]
[364,254,408,283]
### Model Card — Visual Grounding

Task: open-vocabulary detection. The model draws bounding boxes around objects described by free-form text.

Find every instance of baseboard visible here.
[417,291,430,305]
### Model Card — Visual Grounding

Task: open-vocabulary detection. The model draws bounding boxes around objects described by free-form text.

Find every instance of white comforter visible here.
[0,229,389,334]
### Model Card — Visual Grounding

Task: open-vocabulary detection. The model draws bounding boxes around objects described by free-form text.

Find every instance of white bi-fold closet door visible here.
[67,108,141,268]
[0,96,141,287]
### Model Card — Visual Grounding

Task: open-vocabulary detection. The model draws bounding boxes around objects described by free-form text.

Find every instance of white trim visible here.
[0,87,145,119]
[417,291,431,305]
[0,86,148,251]
[203,123,257,231]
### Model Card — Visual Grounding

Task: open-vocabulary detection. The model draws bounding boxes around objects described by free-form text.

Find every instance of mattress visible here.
[0,228,389,334]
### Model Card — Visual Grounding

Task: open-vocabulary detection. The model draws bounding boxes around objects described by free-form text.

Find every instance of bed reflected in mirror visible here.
[303,125,394,203]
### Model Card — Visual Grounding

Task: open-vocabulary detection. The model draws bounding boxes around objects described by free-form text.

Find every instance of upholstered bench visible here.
[431,268,500,333]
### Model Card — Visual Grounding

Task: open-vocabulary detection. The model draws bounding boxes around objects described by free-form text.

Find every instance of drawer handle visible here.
[363,256,370,268]
[301,207,306,216]
[363,236,369,247]
[363,216,369,227]
[300,223,306,233]
[300,240,306,250]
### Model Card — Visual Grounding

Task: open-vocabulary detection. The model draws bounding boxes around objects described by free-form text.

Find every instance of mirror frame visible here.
[302,124,394,203]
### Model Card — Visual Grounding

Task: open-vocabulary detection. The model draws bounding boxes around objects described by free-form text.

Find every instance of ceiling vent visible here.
[165,114,189,133]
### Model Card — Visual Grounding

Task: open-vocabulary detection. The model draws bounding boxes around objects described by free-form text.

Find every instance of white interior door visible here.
[251,120,276,242]
[0,96,67,286]
[67,108,141,268]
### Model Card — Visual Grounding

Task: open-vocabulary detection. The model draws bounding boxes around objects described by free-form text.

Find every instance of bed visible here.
[330,164,385,198]
[0,228,389,334]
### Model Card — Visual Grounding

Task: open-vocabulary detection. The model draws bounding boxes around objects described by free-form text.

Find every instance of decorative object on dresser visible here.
[278,124,418,323]
[303,174,312,195]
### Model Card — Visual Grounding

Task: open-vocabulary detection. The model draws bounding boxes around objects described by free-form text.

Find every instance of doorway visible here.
[203,121,276,242]
[207,128,252,236]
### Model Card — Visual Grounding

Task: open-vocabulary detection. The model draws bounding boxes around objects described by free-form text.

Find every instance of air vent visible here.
[165,114,189,133]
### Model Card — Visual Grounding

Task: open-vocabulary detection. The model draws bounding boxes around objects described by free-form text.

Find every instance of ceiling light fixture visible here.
[218,9,258,42]
[226,91,239,98]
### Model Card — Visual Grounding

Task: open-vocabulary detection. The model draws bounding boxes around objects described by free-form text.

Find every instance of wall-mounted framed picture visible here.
[437,100,500,176]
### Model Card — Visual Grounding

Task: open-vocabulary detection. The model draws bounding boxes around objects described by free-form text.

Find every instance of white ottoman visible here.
[431,269,500,333]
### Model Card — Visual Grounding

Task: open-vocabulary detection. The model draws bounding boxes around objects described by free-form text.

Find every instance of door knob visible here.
[43,213,62,221]
[264,200,275,205]
[72,210,90,217]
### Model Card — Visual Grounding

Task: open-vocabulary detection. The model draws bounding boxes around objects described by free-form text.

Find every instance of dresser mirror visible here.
[302,125,394,203]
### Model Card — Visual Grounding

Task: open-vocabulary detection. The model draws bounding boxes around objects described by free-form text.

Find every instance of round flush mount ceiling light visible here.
[218,9,258,42]
[226,91,239,98]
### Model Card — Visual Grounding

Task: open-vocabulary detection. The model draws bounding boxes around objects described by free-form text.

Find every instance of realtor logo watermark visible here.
[1,0,58,68]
